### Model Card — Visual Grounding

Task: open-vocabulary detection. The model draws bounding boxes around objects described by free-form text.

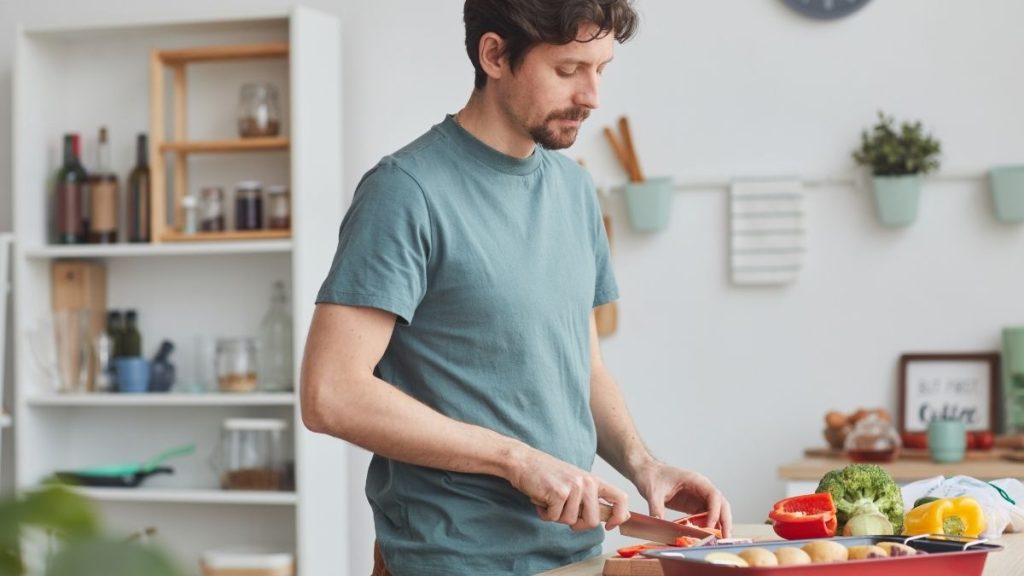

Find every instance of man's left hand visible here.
[633,462,732,538]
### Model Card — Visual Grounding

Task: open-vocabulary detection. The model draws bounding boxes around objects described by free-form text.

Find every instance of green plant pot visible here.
[990,166,1024,223]
[624,176,673,232]
[872,175,921,227]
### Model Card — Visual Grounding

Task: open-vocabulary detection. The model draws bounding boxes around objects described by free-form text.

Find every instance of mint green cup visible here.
[624,177,673,232]
[927,419,967,463]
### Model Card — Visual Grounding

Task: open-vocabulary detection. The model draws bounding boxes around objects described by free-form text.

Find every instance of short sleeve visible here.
[316,160,431,324]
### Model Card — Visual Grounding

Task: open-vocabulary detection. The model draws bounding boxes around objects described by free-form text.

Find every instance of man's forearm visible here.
[305,370,532,480]
[590,362,657,483]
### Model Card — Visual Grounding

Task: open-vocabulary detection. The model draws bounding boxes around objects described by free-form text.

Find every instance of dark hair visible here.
[464,0,639,90]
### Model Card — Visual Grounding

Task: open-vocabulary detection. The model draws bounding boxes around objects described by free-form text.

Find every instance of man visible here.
[301,1,732,574]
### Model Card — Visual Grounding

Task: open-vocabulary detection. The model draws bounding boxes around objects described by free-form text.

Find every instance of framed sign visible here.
[899,353,1000,433]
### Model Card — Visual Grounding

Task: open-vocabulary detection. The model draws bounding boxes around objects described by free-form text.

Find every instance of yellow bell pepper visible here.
[903,496,986,538]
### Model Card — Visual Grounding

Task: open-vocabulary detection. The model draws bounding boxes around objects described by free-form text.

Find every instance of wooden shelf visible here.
[156,42,289,65]
[161,229,291,243]
[72,486,297,506]
[23,239,292,259]
[159,137,289,154]
[27,393,296,407]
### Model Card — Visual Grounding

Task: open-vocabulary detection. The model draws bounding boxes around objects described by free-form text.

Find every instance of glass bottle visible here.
[181,195,198,235]
[127,134,151,243]
[123,309,142,357]
[237,83,281,138]
[258,281,293,392]
[55,133,89,244]
[89,126,119,243]
[107,310,125,358]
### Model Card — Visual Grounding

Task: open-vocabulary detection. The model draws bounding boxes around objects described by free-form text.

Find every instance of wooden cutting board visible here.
[603,556,662,576]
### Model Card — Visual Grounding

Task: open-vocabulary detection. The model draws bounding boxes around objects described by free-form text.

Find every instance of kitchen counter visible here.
[778,454,1024,497]
[538,524,1024,575]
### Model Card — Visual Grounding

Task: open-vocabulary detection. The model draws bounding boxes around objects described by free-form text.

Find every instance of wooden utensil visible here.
[595,214,618,337]
[617,116,645,182]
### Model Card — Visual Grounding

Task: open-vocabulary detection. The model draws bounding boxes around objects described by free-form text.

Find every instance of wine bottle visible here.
[54,134,89,244]
[89,127,119,243]
[127,133,151,243]
[123,309,142,357]
[257,281,294,392]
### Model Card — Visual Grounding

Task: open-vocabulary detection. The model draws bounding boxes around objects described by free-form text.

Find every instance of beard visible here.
[528,107,591,150]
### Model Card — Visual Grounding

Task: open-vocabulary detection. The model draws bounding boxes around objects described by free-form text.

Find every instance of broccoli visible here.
[814,463,904,534]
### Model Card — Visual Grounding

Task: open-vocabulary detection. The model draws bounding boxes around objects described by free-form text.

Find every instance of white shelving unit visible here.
[0,233,11,488]
[12,8,347,576]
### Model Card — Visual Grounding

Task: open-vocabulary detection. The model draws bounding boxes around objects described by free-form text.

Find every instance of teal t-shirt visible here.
[316,115,618,575]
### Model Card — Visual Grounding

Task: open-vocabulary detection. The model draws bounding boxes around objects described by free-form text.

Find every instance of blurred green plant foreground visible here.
[0,486,182,576]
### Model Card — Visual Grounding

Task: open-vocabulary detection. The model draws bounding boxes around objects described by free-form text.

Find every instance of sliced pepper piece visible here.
[903,496,986,538]
[768,493,838,539]
[616,543,667,558]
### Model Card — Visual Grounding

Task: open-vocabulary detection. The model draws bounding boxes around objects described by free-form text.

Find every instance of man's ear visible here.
[478,32,507,83]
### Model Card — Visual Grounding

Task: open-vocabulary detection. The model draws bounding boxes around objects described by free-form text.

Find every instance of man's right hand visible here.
[508,446,630,532]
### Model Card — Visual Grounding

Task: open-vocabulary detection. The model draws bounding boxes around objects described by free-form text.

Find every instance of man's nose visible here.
[574,72,600,110]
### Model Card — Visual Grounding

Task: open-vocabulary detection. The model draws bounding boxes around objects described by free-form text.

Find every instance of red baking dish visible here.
[642,535,1002,576]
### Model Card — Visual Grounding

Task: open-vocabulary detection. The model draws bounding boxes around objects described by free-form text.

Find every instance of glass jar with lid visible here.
[266,185,291,230]
[218,418,287,491]
[237,83,281,138]
[216,337,258,393]
[200,187,225,232]
[235,181,263,231]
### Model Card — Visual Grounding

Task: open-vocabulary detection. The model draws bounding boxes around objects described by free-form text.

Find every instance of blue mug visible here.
[115,357,150,393]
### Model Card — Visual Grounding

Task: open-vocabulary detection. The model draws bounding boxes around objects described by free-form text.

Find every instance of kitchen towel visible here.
[729,178,805,286]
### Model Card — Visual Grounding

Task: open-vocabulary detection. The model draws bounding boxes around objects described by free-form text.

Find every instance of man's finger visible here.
[719,498,733,538]
[559,484,583,527]
[597,482,630,530]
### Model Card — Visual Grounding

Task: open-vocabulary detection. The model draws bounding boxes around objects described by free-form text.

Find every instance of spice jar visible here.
[235,181,263,231]
[237,83,281,138]
[266,185,291,230]
[218,418,287,491]
[200,187,225,232]
[216,337,257,392]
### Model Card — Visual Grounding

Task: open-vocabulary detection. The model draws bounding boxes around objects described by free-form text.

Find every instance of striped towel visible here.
[729,178,805,285]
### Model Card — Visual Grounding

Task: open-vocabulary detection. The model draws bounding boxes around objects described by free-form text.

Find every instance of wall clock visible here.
[781,0,872,20]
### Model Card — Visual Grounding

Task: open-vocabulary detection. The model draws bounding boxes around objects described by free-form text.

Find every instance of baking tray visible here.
[642,534,1002,576]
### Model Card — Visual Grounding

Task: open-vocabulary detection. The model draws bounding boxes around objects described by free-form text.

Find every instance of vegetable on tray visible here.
[768,493,838,539]
[815,463,903,535]
[903,496,986,538]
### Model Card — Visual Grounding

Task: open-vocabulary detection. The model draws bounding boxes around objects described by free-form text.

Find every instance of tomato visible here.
[901,432,928,450]
[973,431,994,450]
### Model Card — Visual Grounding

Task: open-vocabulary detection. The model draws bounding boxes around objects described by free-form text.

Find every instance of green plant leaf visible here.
[46,540,182,576]
[19,487,100,540]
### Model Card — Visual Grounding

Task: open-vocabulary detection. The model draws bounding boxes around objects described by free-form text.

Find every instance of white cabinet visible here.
[11,8,347,575]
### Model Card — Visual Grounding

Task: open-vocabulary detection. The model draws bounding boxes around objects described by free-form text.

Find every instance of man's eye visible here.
[557,67,578,77]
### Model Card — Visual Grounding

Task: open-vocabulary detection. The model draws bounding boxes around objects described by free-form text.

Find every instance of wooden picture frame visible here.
[898,353,1001,434]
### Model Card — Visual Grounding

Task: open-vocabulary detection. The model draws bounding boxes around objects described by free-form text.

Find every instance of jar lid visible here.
[236,180,262,191]
[223,418,288,431]
[201,548,294,569]
[266,185,289,194]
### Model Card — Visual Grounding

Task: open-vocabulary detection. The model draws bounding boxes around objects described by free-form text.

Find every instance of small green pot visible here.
[624,176,673,232]
[990,166,1024,223]
[872,175,922,227]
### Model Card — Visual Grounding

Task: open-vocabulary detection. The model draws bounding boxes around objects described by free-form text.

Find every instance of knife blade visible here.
[599,503,715,544]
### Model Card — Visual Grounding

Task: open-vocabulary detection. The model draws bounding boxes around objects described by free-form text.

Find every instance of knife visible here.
[598,503,715,544]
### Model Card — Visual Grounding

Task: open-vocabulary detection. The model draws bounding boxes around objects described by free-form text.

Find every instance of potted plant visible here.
[0,486,182,576]
[853,112,941,227]
[990,165,1024,222]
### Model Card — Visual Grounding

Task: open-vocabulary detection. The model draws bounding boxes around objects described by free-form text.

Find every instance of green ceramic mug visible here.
[927,419,966,463]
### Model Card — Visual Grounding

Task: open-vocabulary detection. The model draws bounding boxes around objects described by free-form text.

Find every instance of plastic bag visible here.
[901,475,1024,538]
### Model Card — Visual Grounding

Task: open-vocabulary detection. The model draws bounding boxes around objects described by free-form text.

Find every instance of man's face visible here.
[497,23,615,150]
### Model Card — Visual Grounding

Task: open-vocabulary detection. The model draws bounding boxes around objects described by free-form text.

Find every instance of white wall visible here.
[3,0,1024,573]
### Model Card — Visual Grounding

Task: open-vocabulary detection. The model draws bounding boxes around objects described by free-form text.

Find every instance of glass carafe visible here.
[258,282,293,392]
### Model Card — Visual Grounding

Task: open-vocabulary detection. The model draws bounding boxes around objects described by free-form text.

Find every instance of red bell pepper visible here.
[616,543,666,558]
[768,493,838,540]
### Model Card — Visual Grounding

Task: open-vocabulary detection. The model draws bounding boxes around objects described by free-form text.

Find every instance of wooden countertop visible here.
[778,455,1024,481]
[539,524,1024,575]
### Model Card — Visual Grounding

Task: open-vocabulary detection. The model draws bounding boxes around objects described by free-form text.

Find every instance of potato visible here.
[704,552,748,567]
[738,547,778,567]
[847,545,888,560]
[802,540,849,563]
[876,542,917,557]
[774,547,812,566]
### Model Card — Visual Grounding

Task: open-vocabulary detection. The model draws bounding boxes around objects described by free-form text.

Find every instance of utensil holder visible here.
[624,176,673,232]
